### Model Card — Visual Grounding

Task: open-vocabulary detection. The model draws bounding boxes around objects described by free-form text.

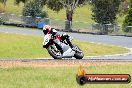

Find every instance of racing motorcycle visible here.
[43,34,84,59]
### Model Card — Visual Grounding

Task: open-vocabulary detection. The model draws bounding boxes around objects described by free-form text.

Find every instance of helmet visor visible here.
[43,29,48,35]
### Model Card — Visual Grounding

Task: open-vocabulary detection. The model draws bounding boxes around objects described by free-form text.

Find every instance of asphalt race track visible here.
[0,27,132,61]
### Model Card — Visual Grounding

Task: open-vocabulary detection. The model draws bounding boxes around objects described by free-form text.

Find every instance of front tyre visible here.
[74,45,84,59]
[47,45,62,59]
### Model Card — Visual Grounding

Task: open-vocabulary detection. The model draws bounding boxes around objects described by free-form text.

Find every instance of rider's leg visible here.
[62,34,74,48]
[66,38,74,48]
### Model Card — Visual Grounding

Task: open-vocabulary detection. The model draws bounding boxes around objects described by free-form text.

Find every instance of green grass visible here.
[0,32,50,58]
[46,5,94,24]
[74,40,129,56]
[0,32,129,58]
[0,0,24,15]
[117,15,126,26]
[0,64,132,88]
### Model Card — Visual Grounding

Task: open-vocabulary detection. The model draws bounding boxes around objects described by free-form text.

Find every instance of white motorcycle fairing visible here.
[61,43,75,58]
[43,34,51,46]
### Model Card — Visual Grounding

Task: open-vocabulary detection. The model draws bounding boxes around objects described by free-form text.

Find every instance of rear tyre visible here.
[47,45,62,59]
[74,45,84,59]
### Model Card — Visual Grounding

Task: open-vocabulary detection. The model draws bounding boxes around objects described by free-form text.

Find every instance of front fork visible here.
[53,40,63,54]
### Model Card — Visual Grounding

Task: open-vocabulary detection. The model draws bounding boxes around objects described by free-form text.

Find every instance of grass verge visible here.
[0,63,132,88]
[0,32,129,58]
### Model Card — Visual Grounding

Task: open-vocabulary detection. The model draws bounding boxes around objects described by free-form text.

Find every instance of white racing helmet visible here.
[43,25,51,35]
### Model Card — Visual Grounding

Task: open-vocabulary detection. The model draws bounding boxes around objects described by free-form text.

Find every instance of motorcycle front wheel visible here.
[47,45,62,59]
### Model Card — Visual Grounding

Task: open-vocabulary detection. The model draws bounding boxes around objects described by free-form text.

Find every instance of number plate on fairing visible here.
[43,34,51,45]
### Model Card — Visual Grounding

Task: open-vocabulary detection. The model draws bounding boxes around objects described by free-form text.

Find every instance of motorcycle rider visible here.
[42,25,75,53]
